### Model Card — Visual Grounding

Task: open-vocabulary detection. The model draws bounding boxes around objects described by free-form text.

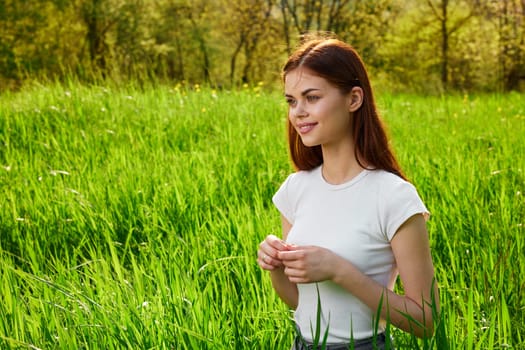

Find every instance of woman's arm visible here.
[258,215,298,309]
[336,214,439,338]
[278,214,439,338]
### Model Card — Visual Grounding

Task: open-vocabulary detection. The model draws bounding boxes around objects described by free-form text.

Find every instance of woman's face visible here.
[284,68,354,148]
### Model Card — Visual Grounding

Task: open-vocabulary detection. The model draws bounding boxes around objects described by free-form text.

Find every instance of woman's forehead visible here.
[284,68,328,91]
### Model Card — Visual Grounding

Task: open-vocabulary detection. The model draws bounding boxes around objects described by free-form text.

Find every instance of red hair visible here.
[283,37,406,180]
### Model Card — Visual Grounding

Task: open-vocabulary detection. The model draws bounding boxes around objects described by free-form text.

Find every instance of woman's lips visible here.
[297,122,317,134]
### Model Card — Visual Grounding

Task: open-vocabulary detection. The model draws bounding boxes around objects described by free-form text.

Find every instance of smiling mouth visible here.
[297,122,317,134]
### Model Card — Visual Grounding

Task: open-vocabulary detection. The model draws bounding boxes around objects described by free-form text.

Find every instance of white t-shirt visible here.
[272,166,429,342]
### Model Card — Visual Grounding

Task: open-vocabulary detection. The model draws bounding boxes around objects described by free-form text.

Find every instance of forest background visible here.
[1,0,525,93]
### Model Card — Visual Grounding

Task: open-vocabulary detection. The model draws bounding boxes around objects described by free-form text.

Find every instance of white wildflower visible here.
[50,170,70,176]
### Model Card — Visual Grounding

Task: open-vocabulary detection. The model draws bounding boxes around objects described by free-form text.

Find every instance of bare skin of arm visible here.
[277,214,439,339]
[257,215,298,309]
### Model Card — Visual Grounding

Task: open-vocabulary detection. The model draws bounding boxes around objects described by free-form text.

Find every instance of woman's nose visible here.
[291,101,307,119]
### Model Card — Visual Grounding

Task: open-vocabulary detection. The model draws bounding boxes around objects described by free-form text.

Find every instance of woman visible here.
[257,37,439,349]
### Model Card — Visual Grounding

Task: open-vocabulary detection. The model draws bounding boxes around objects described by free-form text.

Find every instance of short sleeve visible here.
[272,174,296,224]
[382,181,429,241]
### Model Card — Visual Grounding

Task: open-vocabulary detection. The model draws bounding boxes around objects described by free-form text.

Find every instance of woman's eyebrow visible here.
[301,88,320,96]
[284,88,320,98]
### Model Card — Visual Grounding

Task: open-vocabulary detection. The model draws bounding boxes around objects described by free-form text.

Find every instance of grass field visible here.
[0,82,524,349]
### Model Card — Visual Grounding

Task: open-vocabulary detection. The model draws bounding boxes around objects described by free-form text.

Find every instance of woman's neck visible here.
[320,142,365,185]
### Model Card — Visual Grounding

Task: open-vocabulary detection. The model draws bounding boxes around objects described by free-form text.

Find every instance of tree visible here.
[494,0,525,90]
[223,0,275,84]
[0,0,59,87]
[280,0,353,38]
[279,0,398,68]
[425,0,483,90]
[80,0,117,73]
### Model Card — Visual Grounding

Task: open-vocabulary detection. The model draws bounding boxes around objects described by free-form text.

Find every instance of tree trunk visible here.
[230,35,245,85]
[441,0,449,90]
[188,14,210,83]
[199,37,210,83]
[83,0,107,72]
[281,0,292,54]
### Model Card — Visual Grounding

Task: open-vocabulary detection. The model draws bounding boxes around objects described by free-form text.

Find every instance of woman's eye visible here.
[307,95,320,102]
[286,98,296,106]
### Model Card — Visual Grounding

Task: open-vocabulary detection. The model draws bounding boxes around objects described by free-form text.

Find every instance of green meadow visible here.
[0,83,523,349]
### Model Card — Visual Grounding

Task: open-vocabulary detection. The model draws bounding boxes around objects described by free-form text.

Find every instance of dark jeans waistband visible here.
[291,333,387,350]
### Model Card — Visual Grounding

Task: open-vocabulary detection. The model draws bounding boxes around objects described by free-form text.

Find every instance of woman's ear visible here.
[348,87,364,112]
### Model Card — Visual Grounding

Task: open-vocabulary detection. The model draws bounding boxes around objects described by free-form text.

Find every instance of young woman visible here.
[257,37,439,349]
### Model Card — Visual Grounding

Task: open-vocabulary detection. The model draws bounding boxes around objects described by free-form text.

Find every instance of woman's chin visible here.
[299,137,320,148]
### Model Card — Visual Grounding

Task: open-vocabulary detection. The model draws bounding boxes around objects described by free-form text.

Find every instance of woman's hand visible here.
[278,246,342,283]
[257,234,291,271]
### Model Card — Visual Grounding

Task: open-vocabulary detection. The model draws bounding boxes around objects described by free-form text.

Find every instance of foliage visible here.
[0,84,524,348]
[1,0,525,92]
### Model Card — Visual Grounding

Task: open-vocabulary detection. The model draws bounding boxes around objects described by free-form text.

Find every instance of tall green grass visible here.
[0,83,523,349]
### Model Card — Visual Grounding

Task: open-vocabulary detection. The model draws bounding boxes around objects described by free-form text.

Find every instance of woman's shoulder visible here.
[364,169,419,196]
[366,169,408,185]
[285,166,321,182]
[277,166,322,194]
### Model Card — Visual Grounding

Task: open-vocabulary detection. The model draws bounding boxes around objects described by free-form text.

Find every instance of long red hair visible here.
[283,37,406,180]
